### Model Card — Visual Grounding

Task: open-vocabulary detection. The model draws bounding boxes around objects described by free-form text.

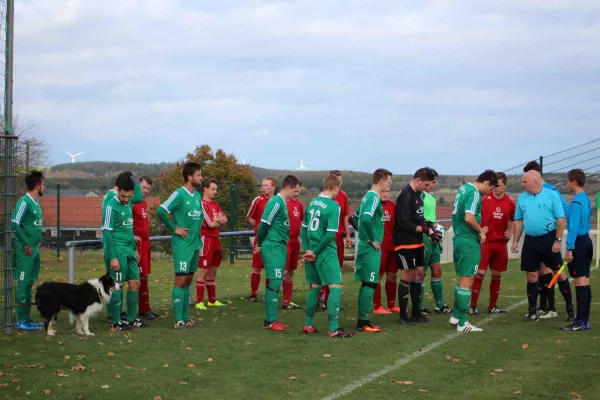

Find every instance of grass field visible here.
[1,256,599,400]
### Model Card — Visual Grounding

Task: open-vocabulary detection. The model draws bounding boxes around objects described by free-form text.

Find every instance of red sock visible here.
[373,282,382,308]
[138,274,150,313]
[323,285,330,305]
[196,280,205,303]
[282,280,294,305]
[385,280,397,309]
[471,273,485,308]
[206,279,216,304]
[489,275,502,309]
[250,271,260,296]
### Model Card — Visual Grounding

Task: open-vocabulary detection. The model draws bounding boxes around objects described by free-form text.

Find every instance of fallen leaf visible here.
[180,382,188,385]
[140,368,147,372]
[196,372,202,376]
[495,369,504,373]
[185,347,193,351]
[323,354,331,358]
[320,373,327,378]
[114,374,121,379]
[471,360,477,364]
[556,340,562,344]
[517,376,522,380]
[513,391,522,395]
[153,397,163,400]
[14,352,19,356]
[163,364,169,368]
[188,364,196,368]
[57,341,63,345]
[419,389,428,393]
[445,355,453,360]
[107,352,114,357]
[101,385,110,389]
[0,371,3,376]
[401,390,407,393]
[63,355,71,360]
[288,376,297,380]
[55,370,69,377]
[207,358,213,362]
[26,392,30,395]
[451,359,460,363]
[0,383,8,387]
[490,372,496,376]
[558,356,564,359]
[521,344,529,349]
[125,366,132,369]
[43,389,51,395]
[502,338,508,342]
[569,392,582,398]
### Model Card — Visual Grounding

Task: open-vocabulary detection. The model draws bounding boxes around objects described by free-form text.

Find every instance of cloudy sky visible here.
[15,0,600,174]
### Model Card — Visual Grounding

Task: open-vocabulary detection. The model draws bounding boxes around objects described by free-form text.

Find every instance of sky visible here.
[14,0,600,174]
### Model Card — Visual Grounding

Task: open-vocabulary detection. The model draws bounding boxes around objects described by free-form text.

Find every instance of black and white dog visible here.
[35,274,119,336]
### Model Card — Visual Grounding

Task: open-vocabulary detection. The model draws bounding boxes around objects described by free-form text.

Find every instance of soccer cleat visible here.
[435,305,453,314]
[27,320,45,329]
[448,316,459,326]
[185,319,197,328]
[387,306,401,313]
[120,312,127,321]
[128,318,148,328]
[399,315,416,325]
[16,321,38,331]
[374,306,392,315]
[525,312,540,322]
[264,321,288,331]
[316,304,327,312]
[421,308,431,316]
[357,321,381,333]
[328,328,354,338]
[112,321,133,331]
[139,311,159,320]
[566,311,576,322]
[410,314,431,324]
[560,321,590,331]
[469,307,480,316]
[247,295,258,303]
[282,302,302,310]
[106,316,113,325]
[457,322,483,332]
[207,300,226,307]
[174,320,187,330]
[488,307,507,314]
[539,311,558,319]
[303,326,320,334]
[195,302,208,311]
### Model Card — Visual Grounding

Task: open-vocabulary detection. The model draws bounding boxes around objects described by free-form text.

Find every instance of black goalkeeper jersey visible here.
[393,183,426,249]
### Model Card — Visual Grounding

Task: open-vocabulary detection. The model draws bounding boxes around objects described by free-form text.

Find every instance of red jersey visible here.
[286,198,304,238]
[132,200,150,240]
[247,195,270,232]
[201,198,224,238]
[381,200,395,251]
[481,193,516,243]
[333,190,349,236]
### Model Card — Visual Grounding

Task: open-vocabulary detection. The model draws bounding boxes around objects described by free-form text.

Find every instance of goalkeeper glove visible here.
[130,173,140,186]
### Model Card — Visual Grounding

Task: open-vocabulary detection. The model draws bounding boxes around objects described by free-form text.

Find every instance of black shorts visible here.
[520,231,563,273]
[568,235,593,278]
[396,246,425,270]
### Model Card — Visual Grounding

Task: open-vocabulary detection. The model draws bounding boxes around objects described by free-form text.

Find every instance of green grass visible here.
[1,257,599,400]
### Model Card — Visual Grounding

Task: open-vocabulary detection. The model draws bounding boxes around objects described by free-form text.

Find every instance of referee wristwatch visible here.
[555,237,562,242]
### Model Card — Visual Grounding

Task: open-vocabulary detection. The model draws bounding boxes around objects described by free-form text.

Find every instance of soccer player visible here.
[511,170,565,322]
[394,168,442,325]
[522,161,574,320]
[561,169,592,331]
[283,183,304,309]
[372,186,396,315]
[247,177,277,302]
[157,162,204,329]
[355,168,392,333]
[195,178,228,310]
[102,174,148,330]
[302,174,353,338]
[13,171,45,331]
[256,175,302,331]
[133,176,159,320]
[449,170,498,332]
[469,172,515,315]
[421,169,452,315]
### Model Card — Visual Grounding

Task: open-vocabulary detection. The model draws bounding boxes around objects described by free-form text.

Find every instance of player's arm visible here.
[395,194,420,233]
[565,200,581,252]
[480,198,492,228]
[157,191,187,236]
[360,197,378,242]
[351,209,359,230]
[247,197,259,226]
[131,181,143,204]
[217,204,228,224]
[463,191,485,239]
[102,205,117,260]
[550,191,566,241]
[257,200,279,247]
[314,206,340,257]
[11,200,31,248]
[203,203,220,228]
[511,196,524,251]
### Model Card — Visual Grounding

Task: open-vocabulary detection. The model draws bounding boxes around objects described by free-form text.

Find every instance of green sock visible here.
[182,286,191,321]
[420,282,425,310]
[305,286,321,327]
[265,280,282,322]
[109,290,122,324]
[26,281,34,321]
[327,287,342,332]
[126,291,139,322]
[358,285,374,321]
[172,286,185,323]
[15,280,29,323]
[431,278,444,308]
[455,287,471,327]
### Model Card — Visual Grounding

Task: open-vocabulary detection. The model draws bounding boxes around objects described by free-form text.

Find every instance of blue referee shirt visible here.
[543,182,570,220]
[515,187,565,236]
[566,192,591,250]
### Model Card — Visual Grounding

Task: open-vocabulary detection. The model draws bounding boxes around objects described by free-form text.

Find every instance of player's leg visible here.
[107,254,131,330]
[451,238,482,332]
[138,239,157,319]
[249,238,263,302]
[282,239,300,309]
[373,251,389,314]
[206,238,225,307]
[488,243,508,313]
[181,251,198,325]
[562,236,592,331]
[263,242,287,330]
[318,250,353,337]
[521,236,541,321]
[555,254,574,321]
[355,242,381,333]
[172,251,192,328]
[429,240,449,313]
[396,250,415,324]
[470,242,491,315]
[385,251,399,312]
[304,260,322,333]
[421,236,433,314]
[538,263,555,317]
[411,258,428,323]
[125,254,146,327]
[27,253,44,327]
[13,252,36,331]
[195,267,209,310]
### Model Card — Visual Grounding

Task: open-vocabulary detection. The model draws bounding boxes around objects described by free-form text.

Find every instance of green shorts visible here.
[453,237,481,277]
[316,248,342,285]
[105,252,140,283]
[354,241,381,283]
[173,249,200,275]
[13,249,40,281]
[423,234,441,273]
[261,241,287,280]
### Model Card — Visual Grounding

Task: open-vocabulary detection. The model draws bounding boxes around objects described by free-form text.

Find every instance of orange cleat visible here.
[387,306,401,313]
[303,326,320,334]
[374,306,393,315]
[264,321,288,331]
[357,321,381,333]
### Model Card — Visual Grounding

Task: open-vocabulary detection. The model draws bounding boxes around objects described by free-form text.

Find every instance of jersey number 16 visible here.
[308,209,321,232]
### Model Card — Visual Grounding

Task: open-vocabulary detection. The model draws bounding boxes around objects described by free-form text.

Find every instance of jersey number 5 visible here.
[308,209,321,232]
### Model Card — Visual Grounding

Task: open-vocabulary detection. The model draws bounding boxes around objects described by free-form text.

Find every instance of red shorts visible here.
[286,237,300,271]
[252,237,264,270]
[480,241,508,272]
[379,250,398,275]
[335,235,345,267]
[199,236,222,269]
[136,239,151,275]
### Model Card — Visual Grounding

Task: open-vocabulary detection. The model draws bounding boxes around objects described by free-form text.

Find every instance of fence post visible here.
[229,184,237,264]
[56,184,61,260]
[2,135,17,334]
[68,245,74,323]
[539,156,544,176]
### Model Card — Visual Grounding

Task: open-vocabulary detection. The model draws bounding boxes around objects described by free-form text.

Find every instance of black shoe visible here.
[112,321,132,331]
[328,328,354,338]
[128,318,148,328]
[317,304,327,312]
[399,316,416,326]
[421,308,430,316]
[139,311,158,320]
[488,307,507,314]
[560,321,590,331]
[247,295,258,303]
[525,312,539,322]
[469,307,480,316]
[411,314,431,324]
[435,305,453,314]
[120,312,127,321]
[566,311,576,322]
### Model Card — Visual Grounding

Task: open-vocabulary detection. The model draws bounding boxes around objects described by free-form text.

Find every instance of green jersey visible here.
[102,196,135,250]
[160,187,204,252]
[12,193,43,248]
[422,192,436,223]
[260,194,290,244]
[452,183,482,241]
[356,190,384,243]
[303,194,340,251]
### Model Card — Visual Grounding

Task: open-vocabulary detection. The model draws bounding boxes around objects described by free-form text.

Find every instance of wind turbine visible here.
[296,160,308,171]
[64,150,84,163]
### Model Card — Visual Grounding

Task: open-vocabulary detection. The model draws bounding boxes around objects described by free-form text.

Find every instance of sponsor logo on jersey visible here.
[417,206,424,216]
[493,206,505,220]
[187,210,203,218]
[284,220,291,227]
[122,218,134,226]
[33,220,43,227]
[382,209,392,223]
[293,206,300,218]
[142,208,147,219]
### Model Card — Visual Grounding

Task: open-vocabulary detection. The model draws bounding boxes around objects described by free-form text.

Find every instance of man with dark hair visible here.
[561,169,592,331]
[13,171,45,331]
[283,181,304,309]
[195,178,228,310]
[470,172,516,315]
[522,161,574,320]
[103,174,148,330]
[394,167,442,325]
[449,170,498,332]
[157,162,204,329]
[256,174,301,331]
[134,176,159,320]
[354,168,392,333]
[372,185,396,315]
[512,170,566,322]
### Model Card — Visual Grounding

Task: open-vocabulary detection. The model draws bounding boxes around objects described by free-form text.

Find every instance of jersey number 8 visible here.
[308,209,321,232]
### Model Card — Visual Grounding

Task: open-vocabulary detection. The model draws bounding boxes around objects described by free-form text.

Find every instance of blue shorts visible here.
[568,235,593,278]
[520,231,562,273]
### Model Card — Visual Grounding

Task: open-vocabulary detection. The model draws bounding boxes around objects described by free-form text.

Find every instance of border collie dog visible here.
[35,274,119,336]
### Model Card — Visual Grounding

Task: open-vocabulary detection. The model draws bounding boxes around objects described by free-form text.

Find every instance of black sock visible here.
[398,280,410,319]
[527,282,539,314]
[558,279,573,314]
[575,286,584,321]
[583,285,592,322]
[538,273,552,312]
[410,281,422,318]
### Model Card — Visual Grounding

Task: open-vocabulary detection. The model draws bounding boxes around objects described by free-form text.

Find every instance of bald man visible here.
[512,171,566,322]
